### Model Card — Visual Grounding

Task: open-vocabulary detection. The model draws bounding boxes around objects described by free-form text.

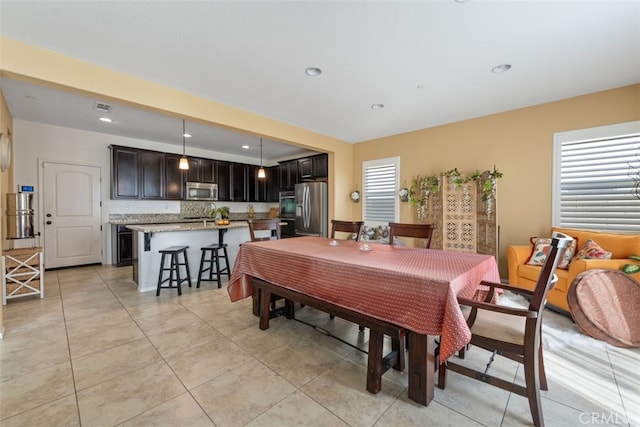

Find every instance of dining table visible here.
[227,236,500,406]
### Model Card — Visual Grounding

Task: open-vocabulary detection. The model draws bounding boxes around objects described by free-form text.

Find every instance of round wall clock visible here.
[0,132,11,172]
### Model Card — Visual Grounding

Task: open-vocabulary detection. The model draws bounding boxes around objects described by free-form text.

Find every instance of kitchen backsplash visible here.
[109,200,276,224]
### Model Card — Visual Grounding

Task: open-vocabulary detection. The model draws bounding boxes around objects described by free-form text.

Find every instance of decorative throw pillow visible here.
[526,236,577,269]
[573,239,612,260]
[622,264,640,274]
[359,226,378,241]
[378,226,390,243]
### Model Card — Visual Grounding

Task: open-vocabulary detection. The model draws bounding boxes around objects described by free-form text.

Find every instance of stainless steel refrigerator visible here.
[295,182,328,237]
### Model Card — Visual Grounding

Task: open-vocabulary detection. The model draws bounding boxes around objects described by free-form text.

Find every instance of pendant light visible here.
[257,137,266,179]
[179,119,189,170]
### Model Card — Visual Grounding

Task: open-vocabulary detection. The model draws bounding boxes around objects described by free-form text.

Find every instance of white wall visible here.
[12,119,275,264]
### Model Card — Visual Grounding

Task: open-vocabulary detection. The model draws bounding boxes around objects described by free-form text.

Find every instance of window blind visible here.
[558,134,640,232]
[363,159,398,223]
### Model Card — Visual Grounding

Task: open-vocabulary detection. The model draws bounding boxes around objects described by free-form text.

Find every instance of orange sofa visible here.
[507,227,640,311]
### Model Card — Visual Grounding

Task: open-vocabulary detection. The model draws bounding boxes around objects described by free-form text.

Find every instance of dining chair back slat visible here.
[331,220,364,241]
[248,219,281,242]
[388,222,436,248]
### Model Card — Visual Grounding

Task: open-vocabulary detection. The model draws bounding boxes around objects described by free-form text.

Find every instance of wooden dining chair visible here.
[438,232,573,427]
[247,219,293,318]
[248,218,281,242]
[330,219,364,241]
[326,219,366,324]
[388,222,436,248]
[388,222,438,349]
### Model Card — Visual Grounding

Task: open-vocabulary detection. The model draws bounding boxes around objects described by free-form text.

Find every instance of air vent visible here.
[94,102,112,112]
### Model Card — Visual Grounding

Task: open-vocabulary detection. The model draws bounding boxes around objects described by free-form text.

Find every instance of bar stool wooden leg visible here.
[182,250,192,288]
[197,248,208,288]
[213,248,222,288]
[221,246,231,281]
[172,253,182,296]
[156,253,168,296]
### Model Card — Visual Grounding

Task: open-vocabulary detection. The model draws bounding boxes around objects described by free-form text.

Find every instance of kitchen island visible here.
[127,221,250,293]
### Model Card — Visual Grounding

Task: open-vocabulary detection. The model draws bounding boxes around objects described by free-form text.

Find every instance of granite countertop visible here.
[109,213,272,225]
[126,220,249,233]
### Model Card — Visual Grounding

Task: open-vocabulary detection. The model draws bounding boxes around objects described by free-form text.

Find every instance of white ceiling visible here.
[0,1,638,162]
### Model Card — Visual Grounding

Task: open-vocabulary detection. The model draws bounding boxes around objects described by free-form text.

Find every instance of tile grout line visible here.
[65,266,164,425]
[604,347,631,427]
[52,269,85,426]
[142,281,362,426]
[105,268,226,425]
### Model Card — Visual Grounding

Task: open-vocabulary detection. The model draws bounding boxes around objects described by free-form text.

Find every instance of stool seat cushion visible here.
[568,269,640,347]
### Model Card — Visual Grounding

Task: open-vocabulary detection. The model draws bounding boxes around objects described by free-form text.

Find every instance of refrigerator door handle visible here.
[304,186,310,228]
[307,186,312,229]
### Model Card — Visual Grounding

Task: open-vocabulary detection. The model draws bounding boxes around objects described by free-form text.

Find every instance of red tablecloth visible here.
[228,236,500,361]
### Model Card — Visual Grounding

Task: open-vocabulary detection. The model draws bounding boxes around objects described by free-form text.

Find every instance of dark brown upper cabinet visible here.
[298,157,313,180]
[248,165,270,202]
[163,154,184,200]
[139,151,164,199]
[111,146,139,199]
[186,158,216,183]
[278,159,298,191]
[299,153,328,181]
[110,145,326,202]
[231,163,248,202]
[267,166,280,202]
[216,161,231,201]
[312,154,328,179]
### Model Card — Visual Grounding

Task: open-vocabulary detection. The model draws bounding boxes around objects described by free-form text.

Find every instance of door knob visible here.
[46,213,52,217]
[46,221,52,225]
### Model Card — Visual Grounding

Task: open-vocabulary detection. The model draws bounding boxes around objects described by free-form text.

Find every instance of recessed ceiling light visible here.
[241,145,250,150]
[305,67,322,77]
[491,64,512,73]
[371,104,384,110]
[183,133,192,138]
[99,117,112,123]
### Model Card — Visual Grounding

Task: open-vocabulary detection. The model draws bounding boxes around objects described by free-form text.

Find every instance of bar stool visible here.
[157,246,191,296]
[197,243,230,288]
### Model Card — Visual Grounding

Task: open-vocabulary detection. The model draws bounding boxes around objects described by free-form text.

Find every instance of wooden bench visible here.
[251,278,407,394]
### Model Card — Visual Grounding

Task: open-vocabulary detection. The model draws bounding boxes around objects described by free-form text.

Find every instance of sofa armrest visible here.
[507,245,532,284]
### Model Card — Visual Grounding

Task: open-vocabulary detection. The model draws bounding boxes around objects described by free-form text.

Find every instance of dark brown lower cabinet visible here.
[112,224,133,266]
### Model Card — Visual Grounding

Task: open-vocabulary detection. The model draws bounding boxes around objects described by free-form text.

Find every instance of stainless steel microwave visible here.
[185,182,218,201]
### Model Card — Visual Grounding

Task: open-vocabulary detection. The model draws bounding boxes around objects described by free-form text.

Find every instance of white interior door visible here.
[43,162,102,269]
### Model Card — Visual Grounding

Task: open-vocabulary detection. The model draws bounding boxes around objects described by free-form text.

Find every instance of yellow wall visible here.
[1,36,639,278]
[353,84,640,273]
[0,89,14,335]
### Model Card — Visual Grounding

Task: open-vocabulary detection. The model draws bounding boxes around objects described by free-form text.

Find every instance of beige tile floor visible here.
[1,264,638,426]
